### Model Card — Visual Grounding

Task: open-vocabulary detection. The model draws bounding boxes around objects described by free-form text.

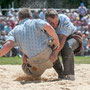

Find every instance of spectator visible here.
[82,34,88,50]
[8,18,15,29]
[39,8,46,20]
[0,11,2,16]
[32,10,40,19]
[7,8,15,17]
[78,3,88,19]
[13,13,18,25]
[87,38,90,49]
[88,23,90,32]
[4,22,12,34]
[69,13,75,22]
[0,31,8,45]
[0,18,6,34]
[72,10,79,20]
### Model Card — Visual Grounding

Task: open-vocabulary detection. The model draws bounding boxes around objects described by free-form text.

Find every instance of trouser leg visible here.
[53,58,64,78]
[61,38,79,75]
[22,47,53,78]
[22,63,43,78]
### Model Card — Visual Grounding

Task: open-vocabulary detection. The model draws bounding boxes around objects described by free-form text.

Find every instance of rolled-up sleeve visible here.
[60,16,75,36]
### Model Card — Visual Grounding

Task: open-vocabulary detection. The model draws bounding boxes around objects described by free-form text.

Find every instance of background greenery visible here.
[0,0,90,9]
[0,0,12,8]
[0,56,90,65]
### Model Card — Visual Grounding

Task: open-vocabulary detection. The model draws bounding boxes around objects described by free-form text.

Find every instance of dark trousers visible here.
[79,14,83,20]
[53,38,79,76]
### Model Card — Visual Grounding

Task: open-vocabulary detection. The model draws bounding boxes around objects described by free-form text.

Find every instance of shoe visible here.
[64,75,75,80]
[58,75,75,81]
[58,74,66,80]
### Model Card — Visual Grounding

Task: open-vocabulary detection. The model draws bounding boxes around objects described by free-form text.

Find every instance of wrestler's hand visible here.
[50,40,60,50]
[23,54,28,64]
[50,51,58,63]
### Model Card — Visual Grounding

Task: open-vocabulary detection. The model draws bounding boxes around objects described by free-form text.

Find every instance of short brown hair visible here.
[18,8,31,20]
[45,8,58,19]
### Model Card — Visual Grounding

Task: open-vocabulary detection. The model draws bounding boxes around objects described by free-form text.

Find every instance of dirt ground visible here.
[0,64,90,90]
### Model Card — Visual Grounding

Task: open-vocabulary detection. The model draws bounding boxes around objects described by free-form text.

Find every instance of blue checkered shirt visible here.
[55,14,76,36]
[6,18,50,59]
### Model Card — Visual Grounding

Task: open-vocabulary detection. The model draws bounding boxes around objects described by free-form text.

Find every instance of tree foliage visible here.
[47,0,89,8]
[0,0,12,8]
[14,0,20,8]
[0,0,89,8]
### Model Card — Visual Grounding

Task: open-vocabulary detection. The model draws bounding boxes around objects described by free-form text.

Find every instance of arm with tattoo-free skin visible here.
[54,34,67,54]
[44,23,60,49]
[50,34,67,62]
[0,40,14,57]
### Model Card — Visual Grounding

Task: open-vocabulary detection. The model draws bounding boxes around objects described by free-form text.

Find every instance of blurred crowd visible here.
[0,3,90,57]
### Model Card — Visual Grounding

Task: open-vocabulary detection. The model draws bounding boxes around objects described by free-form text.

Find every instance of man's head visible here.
[1,31,6,36]
[18,8,32,21]
[10,8,14,13]
[33,10,38,15]
[45,8,59,28]
[42,8,46,13]
[80,3,84,7]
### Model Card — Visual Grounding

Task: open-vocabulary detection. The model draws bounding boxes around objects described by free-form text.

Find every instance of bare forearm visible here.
[0,40,14,57]
[0,46,10,57]
[44,24,59,43]
[54,35,67,54]
[54,41,65,54]
[49,39,66,62]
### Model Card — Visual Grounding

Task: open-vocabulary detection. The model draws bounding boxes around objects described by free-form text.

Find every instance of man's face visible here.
[46,15,59,28]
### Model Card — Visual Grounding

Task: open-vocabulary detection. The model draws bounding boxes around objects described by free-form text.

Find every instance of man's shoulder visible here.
[9,25,22,34]
[32,19,46,25]
[78,6,81,9]
[58,14,69,19]
[83,6,87,10]
[58,14,70,22]
[24,19,45,24]
[13,25,21,30]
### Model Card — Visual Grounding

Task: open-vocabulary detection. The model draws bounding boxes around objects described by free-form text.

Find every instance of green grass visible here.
[0,56,90,65]
[59,56,90,64]
[74,56,90,64]
[0,56,22,65]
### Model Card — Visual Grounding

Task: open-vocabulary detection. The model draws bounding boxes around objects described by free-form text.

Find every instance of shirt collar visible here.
[19,18,30,25]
